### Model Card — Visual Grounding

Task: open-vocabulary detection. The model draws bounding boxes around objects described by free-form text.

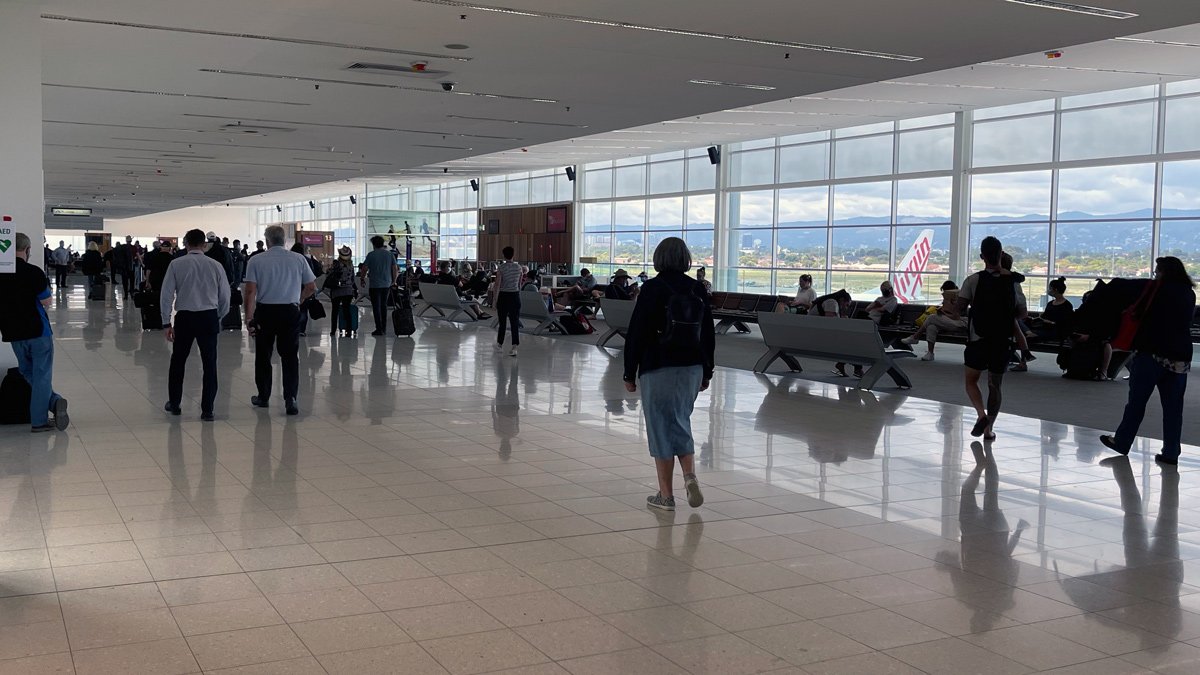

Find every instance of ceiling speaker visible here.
[707,146,720,165]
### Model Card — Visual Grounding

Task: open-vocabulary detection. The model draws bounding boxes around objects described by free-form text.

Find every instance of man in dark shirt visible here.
[110,235,135,298]
[143,240,174,296]
[204,232,235,285]
[0,233,69,432]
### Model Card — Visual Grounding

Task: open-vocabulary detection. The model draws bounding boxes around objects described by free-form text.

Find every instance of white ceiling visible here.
[40,0,1200,217]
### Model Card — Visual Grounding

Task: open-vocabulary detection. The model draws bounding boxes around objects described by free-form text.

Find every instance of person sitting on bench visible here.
[776,273,816,313]
[556,268,597,303]
[902,280,965,361]
[864,280,899,324]
[815,290,863,378]
[605,269,639,301]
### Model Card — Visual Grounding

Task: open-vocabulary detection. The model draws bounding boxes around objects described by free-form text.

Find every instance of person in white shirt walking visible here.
[161,229,231,421]
[494,246,523,357]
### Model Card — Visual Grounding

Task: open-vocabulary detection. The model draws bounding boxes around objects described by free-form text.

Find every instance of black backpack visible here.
[658,281,705,349]
[0,368,31,425]
[968,271,1017,340]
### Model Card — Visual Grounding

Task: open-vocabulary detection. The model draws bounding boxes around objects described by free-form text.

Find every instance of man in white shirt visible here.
[161,229,231,421]
[244,225,317,415]
[51,241,71,288]
[865,280,900,324]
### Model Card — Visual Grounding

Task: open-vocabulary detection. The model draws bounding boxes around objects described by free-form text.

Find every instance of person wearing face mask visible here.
[322,246,358,337]
[864,280,899,325]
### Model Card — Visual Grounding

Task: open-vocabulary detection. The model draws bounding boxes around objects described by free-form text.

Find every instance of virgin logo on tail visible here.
[891,229,934,303]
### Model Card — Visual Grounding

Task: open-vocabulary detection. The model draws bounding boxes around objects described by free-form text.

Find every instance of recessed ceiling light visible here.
[199,69,557,103]
[688,79,776,91]
[410,0,922,61]
[1002,0,1136,19]
[444,43,470,49]
[1114,36,1200,48]
[445,114,587,128]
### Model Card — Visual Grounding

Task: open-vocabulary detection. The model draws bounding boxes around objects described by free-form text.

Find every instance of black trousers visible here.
[54,265,69,287]
[169,309,220,414]
[115,268,133,296]
[369,288,390,332]
[255,303,301,402]
[496,292,521,346]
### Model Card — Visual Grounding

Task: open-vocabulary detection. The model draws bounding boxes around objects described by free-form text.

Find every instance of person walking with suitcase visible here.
[244,225,317,416]
[0,232,69,432]
[494,247,523,357]
[364,236,398,336]
[161,230,229,420]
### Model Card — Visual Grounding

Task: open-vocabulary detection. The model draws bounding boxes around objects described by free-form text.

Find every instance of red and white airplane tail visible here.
[891,229,935,303]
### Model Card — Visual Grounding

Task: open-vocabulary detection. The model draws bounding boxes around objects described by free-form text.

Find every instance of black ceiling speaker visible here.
[349,195,357,205]
[308,200,316,209]
[470,179,479,192]
[275,205,282,213]
[707,146,721,165]
[565,166,576,182]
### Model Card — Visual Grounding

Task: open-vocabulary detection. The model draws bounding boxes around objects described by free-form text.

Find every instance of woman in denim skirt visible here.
[623,238,716,511]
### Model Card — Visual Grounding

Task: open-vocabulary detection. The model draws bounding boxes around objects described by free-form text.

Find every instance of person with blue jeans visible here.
[0,233,69,432]
[1102,256,1196,465]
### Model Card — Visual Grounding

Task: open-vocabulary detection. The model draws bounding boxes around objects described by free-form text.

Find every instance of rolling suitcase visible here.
[392,290,415,336]
[88,281,106,301]
[222,305,243,331]
[141,305,163,331]
[338,304,359,335]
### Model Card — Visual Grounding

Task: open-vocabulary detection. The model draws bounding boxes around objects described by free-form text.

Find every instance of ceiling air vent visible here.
[346,62,449,78]
[219,123,297,134]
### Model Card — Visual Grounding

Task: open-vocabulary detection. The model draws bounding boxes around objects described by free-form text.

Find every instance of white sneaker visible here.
[920,351,935,361]
[901,336,919,345]
[494,342,504,352]
[509,347,518,357]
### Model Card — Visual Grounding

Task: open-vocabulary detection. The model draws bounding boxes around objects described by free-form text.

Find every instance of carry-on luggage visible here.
[141,305,163,331]
[1058,341,1102,380]
[88,281,106,301]
[392,290,415,336]
[0,368,32,425]
[221,305,243,330]
[338,304,359,335]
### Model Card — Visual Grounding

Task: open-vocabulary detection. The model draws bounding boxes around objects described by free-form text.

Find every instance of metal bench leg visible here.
[596,328,617,347]
[857,361,888,391]
[733,321,751,333]
[533,318,555,335]
[715,319,734,335]
[753,349,780,373]
[885,358,913,389]
[779,353,802,372]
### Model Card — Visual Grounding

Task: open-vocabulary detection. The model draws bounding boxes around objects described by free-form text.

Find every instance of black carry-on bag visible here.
[392,289,416,336]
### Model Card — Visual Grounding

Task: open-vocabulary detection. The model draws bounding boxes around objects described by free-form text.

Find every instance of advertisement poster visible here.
[0,217,15,273]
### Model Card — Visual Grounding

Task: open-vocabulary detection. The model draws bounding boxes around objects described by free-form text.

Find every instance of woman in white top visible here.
[865,280,899,324]
[776,274,817,313]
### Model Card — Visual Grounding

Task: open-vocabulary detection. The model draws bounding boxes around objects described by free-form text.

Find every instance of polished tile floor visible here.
[0,291,1197,674]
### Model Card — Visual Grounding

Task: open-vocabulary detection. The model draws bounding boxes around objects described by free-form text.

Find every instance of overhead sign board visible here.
[50,207,92,217]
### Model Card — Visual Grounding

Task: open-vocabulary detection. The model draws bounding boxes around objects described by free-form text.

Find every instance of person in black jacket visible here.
[1102,257,1196,465]
[80,242,105,298]
[623,237,715,512]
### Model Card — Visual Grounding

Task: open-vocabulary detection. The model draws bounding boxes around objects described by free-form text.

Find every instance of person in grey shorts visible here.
[623,237,715,511]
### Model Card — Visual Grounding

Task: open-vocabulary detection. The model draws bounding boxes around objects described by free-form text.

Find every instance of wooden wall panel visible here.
[477,204,573,263]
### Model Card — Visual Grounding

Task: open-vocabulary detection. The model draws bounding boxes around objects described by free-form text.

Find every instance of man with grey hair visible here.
[0,233,69,432]
[243,225,316,415]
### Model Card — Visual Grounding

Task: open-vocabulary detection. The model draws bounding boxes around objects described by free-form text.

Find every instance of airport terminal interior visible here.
[6,1,1200,673]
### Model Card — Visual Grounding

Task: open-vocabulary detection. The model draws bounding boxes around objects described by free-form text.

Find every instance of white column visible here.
[948,111,973,282]
[0,1,44,266]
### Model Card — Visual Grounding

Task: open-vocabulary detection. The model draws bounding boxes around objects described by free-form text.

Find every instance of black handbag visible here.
[303,296,326,320]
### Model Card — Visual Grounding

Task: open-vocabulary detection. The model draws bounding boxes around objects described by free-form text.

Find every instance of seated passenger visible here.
[539,287,567,313]
[902,280,965,361]
[696,267,712,295]
[776,274,817,313]
[605,269,639,300]
[864,280,899,324]
[1032,276,1074,341]
[435,261,461,289]
[556,268,599,304]
[521,269,540,293]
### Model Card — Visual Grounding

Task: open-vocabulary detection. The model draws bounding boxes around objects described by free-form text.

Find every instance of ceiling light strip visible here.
[411,0,921,61]
[41,14,473,61]
[1114,36,1200,49]
[181,113,522,140]
[111,138,355,154]
[444,114,587,128]
[43,83,308,106]
[688,79,776,91]
[199,69,556,103]
[1002,0,1136,19]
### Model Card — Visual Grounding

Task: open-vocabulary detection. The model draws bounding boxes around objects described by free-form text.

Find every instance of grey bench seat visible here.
[753,312,915,391]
